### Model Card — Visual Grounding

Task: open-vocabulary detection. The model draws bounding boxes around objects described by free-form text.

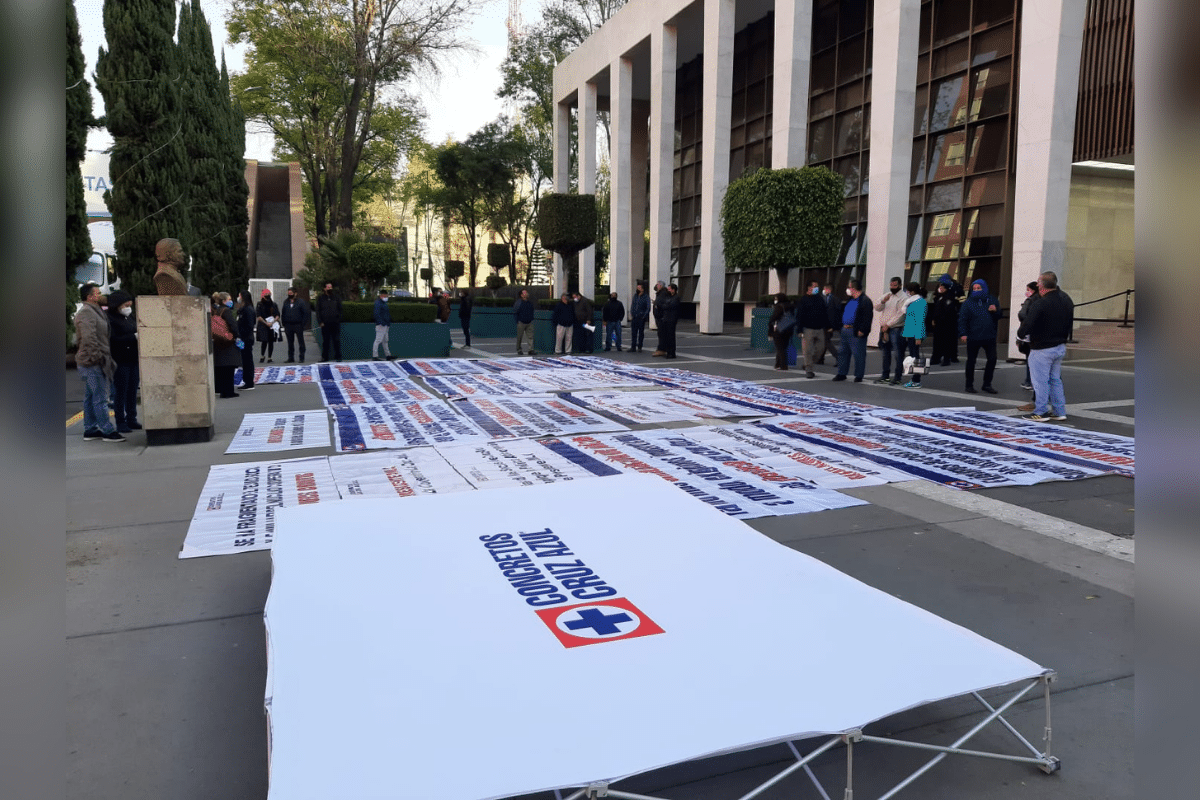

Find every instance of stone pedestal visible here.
[136,296,216,445]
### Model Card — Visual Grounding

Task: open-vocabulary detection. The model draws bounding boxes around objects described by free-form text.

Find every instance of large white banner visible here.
[561,389,770,424]
[316,361,407,382]
[317,377,436,406]
[224,411,331,454]
[426,368,653,398]
[330,400,494,452]
[623,367,742,390]
[253,365,317,385]
[538,432,864,518]
[692,384,880,416]
[397,358,494,376]
[181,456,340,559]
[871,408,1137,477]
[266,476,1046,800]
[441,438,621,491]
[755,414,1105,488]
[328,449,474,498]
[450,395,629,439]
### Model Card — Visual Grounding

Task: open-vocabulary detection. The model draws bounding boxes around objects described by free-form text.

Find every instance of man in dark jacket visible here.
[798,280,830,378]
[280,287,311,362]
[458,290,473,347]
[513,289,536,355]
[930,274,961,366]
[105,289,140,433]
[657,283,681,358]
[957,278,1002,394]
[628,283,651,351]
[602,292,625,351]
[572,291,594,352]
[1017,272,1074,422]
[372,288,393,360]
[832,279,873,382]
[316,282,343,361]
[552,293,576,354]
[651,280,670,356]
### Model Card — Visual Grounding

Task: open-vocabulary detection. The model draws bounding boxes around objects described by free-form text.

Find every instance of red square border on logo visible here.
[534,597,665,649]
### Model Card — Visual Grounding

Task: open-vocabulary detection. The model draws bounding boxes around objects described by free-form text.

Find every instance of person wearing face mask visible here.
[873,276,908,385]
[1015,281,1039,400]
[832,279,873,382]
[211,292,242,398]
[105,290,141,433]
[316,282,343,361]
[930,274,962,366]
[797,280,830,378]
[235,291,257,391]
[900,283,928,388]
[280,286,311,363]
[957,278,1003,394]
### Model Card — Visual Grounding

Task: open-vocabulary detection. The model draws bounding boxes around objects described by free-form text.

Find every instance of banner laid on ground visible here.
[450,395,629,439]
[396,358,494,376]
[537,431,864,518]
[329,400,494,451]
[327,449,474,498]
[425,368,653,398]
[255,365,317,384]
[316,361,407,382]
[755,414,1105,488]
[561,389,770,424]
[871,407,1137,477]
[693,384,880,416]
[224,411,331,454]
[180,456,339,558]
[621,366,741,391]
[265,476,1047,800]
[440,438,621,491]
[317,377,436,406]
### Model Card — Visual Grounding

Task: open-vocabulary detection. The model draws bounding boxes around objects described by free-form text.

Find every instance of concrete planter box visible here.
[749,307,775,351]
[467,306,518,338]
[533,309,602,354]
[313,322,451,360]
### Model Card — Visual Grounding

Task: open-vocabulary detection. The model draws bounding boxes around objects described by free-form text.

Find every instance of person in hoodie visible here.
[602,291,625,351]
[105,290,141,432]
[235,291,257,390]
[929,274,961,366]
[900,282,928,388]
[957,278,1002,394]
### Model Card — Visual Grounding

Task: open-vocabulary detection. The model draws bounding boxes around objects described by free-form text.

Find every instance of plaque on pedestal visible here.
[136,295,216,445]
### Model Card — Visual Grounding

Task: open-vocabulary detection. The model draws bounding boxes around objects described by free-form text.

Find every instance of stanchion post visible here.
[1119,289,1132,328]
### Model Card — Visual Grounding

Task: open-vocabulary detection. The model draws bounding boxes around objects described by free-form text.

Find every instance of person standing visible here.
[551,293,576,354]
[628,283,651,352]
[658,283,681,358]
[105,290,141,432]
[436,290,451,323]
[317,282,343,361]
[798,280,829,378]
[821,283,839,363]
[1016,280,1039,394]
[512,288,536,355]
[901,283,928,388]
[930,274,961,366]
[602,291,625,351]
[571,291,594,352]
[75,283,124,441]
[458,289,473,347]
[873,276,907,385]
[768,292,796,371]
[1017,272,1074,422]
[957,278,1002,394]
[212,292,242,399]
[280,287,310,363]
[372,288,393,360]
[256,289,280,363]
[832,279,873,382]
[235,291,257,390]
[651,280,669,355]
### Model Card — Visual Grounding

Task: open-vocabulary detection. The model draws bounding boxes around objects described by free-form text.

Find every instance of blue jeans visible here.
[605,321,622,350]
[879,326,905,379]
[1028,344,1066,416]
[79,365,115,434]
[837,329,867,380]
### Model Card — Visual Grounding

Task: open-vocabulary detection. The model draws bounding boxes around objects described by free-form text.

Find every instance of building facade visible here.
[552,0,1133,350]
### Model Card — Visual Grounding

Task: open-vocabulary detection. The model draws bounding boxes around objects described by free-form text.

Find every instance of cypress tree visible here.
[221,57,250,297]
[96,0,192,297]
[66,0,93,280]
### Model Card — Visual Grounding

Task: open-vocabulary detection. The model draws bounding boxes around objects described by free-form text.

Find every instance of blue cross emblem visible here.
[559,606,639,638]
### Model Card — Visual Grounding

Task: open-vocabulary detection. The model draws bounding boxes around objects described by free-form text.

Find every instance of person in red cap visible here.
[255,289,280,363]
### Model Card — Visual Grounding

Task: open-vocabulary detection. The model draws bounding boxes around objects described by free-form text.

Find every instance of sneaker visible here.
[1049,414,1068,421]
[102,430,126,442]
[235,382,246,389]
[853,377,863,382]
[268,358,274,363]
[891,378,902,385]
[126,421,142,430]
[1023,413,1051,422]
[259,357,265,363]
[806,371,816,378]
[117,425,132,433]
[1017,402,1035,412]
[981,385,998,394]
[242,385,255,390]
[1020,381,1033,390]
[831,375,847,382]
[83,429,103,441]
[965,386,977,394]
[904,381,922,388]
[873,377,890,384]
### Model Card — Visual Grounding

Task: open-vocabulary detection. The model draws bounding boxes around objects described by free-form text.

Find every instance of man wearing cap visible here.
[280,287,311,362]
[372,288,393,360]
[74,283,125,442]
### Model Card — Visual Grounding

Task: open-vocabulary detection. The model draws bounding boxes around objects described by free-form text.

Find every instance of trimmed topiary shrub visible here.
[538,193,597,260]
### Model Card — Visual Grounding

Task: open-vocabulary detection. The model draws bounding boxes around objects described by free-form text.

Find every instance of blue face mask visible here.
[811,287,820,295]
[225,300,234,307]
[970,287,985,298]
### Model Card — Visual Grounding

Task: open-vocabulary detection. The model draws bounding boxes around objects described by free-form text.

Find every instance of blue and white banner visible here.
[538,431,864,518]
[318,377,436,407]
[692,384,880,416]
[224,410,331,454]
[181,455,339,558]
[440,438,621,491]
[396,358,494,376]
[755,414,1105,488]
[623,367,742,391]
[316,361,407,382]
[328,449,474,498]
[426,368,653,398]
[561,389,769,424]
[450,395,629,439]
[871,408,1136,477]
[330,400,494,452]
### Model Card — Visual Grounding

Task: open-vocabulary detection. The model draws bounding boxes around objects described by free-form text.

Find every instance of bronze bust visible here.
[154,238,189,295]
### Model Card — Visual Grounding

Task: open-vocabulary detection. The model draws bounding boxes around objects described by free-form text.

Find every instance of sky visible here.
[76,0,515,161]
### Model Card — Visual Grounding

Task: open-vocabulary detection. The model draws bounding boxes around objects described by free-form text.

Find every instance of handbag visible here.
[211,312,234,347]
[776,309,797,337]
[910,355,929,376]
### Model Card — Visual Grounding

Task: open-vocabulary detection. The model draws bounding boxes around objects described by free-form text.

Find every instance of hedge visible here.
[348,242,398,285]
[340,301,438,324]
[487,242,510,268]
[538,193,597,260]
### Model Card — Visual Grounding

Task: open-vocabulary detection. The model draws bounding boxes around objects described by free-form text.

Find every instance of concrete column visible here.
[649,24,678,326]
[771,0,812,170]
[865,0,920,336]
[1010,0,1087,354]
[697,0,736,334]
[610,58,633,305]
[578,81,598,295]
[627,99,650,305]
[553,100,572,296]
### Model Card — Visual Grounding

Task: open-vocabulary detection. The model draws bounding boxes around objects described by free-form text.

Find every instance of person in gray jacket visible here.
[74,283,124,441]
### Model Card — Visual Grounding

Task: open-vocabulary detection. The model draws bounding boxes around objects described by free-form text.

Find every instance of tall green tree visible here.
[66,0,94,281]
[221,59,252,295]
[96,0,192,297]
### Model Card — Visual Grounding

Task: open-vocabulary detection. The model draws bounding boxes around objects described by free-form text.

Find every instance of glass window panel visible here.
[862,105,870,148]
[681,164,696,196]
[749,47,770,84]
[838,81,864,111]
[808,117,834,163]
[929,75,968,132]
[932,40,970,79]
[967,121,1008,172]
[906,216,925,262]
[926,180,963,212]
[911,138,928,184]
[973,0,1014,32]
[965,173,1005,206]
[764,135,772,167]
[745,141,765,172]
[857,224,868,261]
[865,34,873,73]
[927,130,968,182]
[810,90,836,121]
[731,89,747,127]
[963,259,1001,298]
[972,23,1013,66]
[673,149,681,169]
[681,113,695,146]
[910,186,925,215]
[843,198,858,223]
[919,0,933,52]
[747,81,766,118]
[923,211,960,262]
[680,197,692,227]
[835,156,861,197]
[671,201,681,228]
[933,0,971,46]
[916,52,930,85]
[682,145,696,167]
[860,150,870,195]
[730,125,746,149]
[840,0,867,39]
[811,49,837,94]
[729,148,746,180]
[962,206,1004,256]
[672,170,681,196]
[747,117,765,144]
[680,228,693,247]
[839,224,861,265]
[864,76,872,102]
[813,0,839,52]
[671,231,680,248]
[968,59,1011,121]
[835,109,864,155]
[838,36,866,84]
[732,49,747,89]
[914,91,929,136]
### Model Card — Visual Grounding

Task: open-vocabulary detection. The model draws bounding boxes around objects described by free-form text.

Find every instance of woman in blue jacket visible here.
[901,283,928,388]
[957,278,1002,393]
